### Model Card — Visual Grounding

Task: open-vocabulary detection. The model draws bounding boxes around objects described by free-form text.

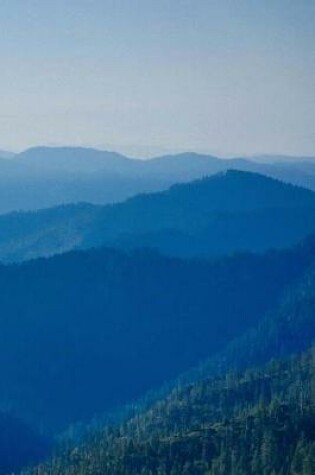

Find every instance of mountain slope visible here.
[0,411,49,475]
[91,236,315,436]
[180,236,315,387]
[22,346,315,475]
[0,238,313,433]
[1,171,315,263]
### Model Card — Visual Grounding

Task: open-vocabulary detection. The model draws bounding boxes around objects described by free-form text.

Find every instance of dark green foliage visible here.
[1,171,315,262]
[23,347,315,475]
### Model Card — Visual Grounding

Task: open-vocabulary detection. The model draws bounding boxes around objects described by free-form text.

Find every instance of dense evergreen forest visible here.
[1,238,314,432]
[22,346,315,475]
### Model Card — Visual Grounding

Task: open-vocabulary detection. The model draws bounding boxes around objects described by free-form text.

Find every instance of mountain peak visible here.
[14,146,133,172]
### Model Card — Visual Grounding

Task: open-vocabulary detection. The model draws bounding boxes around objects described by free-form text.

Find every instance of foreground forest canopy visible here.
[23,346,315,475]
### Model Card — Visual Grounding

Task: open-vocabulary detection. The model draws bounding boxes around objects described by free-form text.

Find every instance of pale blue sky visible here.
[0,0,314,156]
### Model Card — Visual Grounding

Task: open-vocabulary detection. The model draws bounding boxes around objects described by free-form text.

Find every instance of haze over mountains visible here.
[1,170,315,263]
[0,146,314,214]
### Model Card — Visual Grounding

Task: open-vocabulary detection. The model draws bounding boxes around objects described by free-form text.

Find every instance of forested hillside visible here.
[23,346,315,475]
[52,243,315,444]
[0,237,313,433]
[1,171,315,262]
[182,238,315,385]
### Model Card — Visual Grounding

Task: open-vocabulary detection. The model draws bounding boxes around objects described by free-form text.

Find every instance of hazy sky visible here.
[0,0,314,156]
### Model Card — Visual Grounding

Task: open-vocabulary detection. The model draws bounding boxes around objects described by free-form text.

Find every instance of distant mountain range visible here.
[1,170,315,263]
[0,146,314,214]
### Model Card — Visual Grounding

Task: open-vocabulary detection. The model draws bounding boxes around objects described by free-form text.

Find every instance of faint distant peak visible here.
[151,151,220,161]
[0,149,15,159]
[246,154,315,164]
[13,146,135,173]
[17,145,129,160]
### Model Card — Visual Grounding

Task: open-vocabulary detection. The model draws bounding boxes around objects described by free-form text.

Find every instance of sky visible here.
[0,0,314,157]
